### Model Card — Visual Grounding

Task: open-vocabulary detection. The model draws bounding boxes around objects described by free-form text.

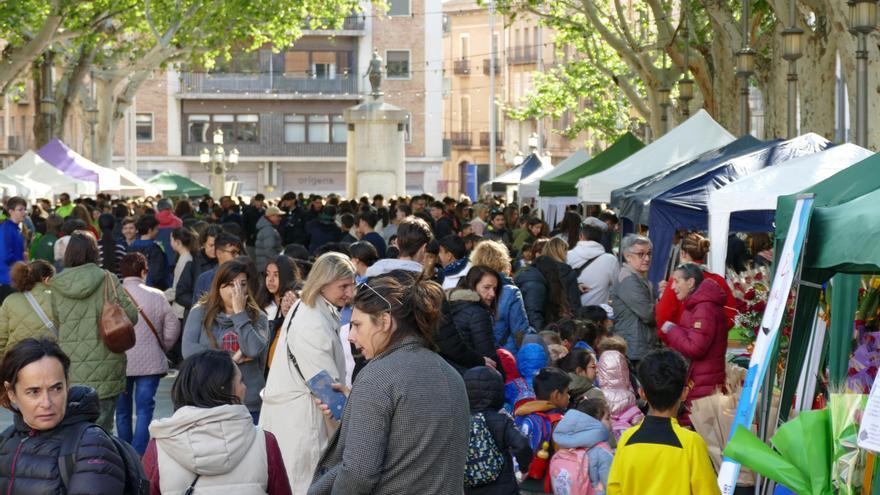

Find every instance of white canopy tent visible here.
[116,167,161,197]
[576,109,735,203]
[1,151,96,198]
[519,149,589,200]
[706,143,873,274]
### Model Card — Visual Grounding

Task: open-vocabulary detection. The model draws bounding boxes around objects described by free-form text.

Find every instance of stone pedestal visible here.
[344,96,408,199]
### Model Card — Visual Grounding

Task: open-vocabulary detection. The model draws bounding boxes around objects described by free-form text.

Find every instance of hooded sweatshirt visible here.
[567,240,620,307]
[552,409,614,494]
[144,404,290,494]
[364,258,423,278]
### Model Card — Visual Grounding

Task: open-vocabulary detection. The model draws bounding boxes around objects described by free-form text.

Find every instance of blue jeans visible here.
[116,375,162,455]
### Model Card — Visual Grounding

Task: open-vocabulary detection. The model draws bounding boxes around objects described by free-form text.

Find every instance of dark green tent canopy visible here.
[538,132,644,197]
[147,171,210,197]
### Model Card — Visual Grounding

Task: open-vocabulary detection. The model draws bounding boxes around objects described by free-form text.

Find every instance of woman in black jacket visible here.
[0,338,126,494]
[515,255,572,330]
[448,266,501,367]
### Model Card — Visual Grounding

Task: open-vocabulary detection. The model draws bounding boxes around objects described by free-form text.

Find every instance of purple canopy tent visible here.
[37,139,121,192]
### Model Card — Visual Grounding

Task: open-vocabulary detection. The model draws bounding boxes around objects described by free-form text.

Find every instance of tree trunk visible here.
[94,77,119,167]
[708,33,739,133]
[797,29,838,142]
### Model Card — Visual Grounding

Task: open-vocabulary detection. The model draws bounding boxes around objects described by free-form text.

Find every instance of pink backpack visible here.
[549,443,611,495]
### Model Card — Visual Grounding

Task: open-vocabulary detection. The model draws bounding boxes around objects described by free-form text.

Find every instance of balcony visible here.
[508,50,537,65]
[453,59,471,75]
[183,142,346,157]
[482,59,501,75]
[450,132,472,148]
[6,136,24,152]
[303,14,365,32]
[180,72,359,96]
[479,132,503,147]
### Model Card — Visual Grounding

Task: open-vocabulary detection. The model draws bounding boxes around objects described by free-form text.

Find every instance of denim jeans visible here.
[116,374,162,455]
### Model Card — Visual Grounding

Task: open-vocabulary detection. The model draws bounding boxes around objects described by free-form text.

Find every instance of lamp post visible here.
[678,13,693,118]
[848,0,877,147]
[737,0,755,137]
[659,83,671,135]
[781,15,804,138]
[87,105,98,160]
[200,129,239,199]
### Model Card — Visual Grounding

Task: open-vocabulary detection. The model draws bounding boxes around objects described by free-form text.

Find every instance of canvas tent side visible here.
[518,149,589,200]
[147,171,210,197]
[706,144,872,274]
[37,139,121,192]
[2,150,96,197]
[576,110,736,203]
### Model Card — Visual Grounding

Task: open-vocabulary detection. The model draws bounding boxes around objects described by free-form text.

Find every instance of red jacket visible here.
[665,278,728,404]
[656,269,736,343]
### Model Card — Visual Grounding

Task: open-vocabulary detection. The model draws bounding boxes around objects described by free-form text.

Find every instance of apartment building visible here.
[0,0,444,198]
[441,0,592,197]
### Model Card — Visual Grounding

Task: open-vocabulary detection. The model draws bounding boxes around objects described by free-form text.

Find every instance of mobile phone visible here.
[307,370,346,420]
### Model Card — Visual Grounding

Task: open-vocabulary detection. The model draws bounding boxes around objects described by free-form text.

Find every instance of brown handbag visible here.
[99,271,136,353]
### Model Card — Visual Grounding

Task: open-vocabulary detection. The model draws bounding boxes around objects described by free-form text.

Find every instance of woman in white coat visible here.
[259,252,356,495]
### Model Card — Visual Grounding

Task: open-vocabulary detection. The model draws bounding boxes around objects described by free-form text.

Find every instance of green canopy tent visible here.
[538,132,644,197]
[773,152,880,421]
[147,171,210,197]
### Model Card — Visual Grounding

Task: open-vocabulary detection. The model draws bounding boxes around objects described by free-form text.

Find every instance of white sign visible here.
[857,373,880,453]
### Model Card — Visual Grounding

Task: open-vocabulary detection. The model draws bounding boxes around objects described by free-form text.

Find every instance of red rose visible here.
[752,300,767,313]
[745,288,757,301]
[754,272,764,281]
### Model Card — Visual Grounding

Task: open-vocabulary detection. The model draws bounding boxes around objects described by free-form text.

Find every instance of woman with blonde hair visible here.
[260,252,356,495]
[469,240,530,351]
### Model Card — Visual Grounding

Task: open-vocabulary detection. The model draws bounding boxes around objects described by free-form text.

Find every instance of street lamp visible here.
[781,0,804,139]
[200,129,240,198]
[848,0,877,147]
[678,11,694,118]
[736,0,755,136]
[658,83,671,135]
[87,105,99,160]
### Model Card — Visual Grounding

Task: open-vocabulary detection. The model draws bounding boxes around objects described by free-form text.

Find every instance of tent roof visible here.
[492,153,547,185]
[776,150,880,247]
[37,139,121,192]
[539,132,643,197]
[806,186,880,273]
[147,171,210,197]
[577,110,736,203]
[706,144,873,273]
[519,149,589,199]
[3,150,96,197]
[116,168,161,197]
[645,132,832,285]
[611,135,765,225]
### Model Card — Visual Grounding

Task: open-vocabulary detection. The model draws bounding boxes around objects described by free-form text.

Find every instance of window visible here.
[213,114,235,141]
[460,96,470,133]
[386,50,410,79]
[312,52,337,79]
[284,52,309,77]
[331,115,347,143]
[459,34,469,59]
[136,113,153,142]
[236,114,259,142]
[403,113,412,143]
[388,0,410,16]
[308,115,330,143]
[188,115,209,143]
[514,29,521,58]
[533,27,539,59]
[284,115,306,143]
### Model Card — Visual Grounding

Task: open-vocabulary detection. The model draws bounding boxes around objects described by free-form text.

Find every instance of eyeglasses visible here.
[219,247,241,256]
[357,281,393,312]
[627,250,652,259]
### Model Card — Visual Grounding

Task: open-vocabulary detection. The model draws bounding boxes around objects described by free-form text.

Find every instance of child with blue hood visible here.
[551,397,614,495]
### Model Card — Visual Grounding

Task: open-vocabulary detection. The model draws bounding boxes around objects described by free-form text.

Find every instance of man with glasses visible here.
[192,232,244,302]
[609,234,659,368]
[0,197,27,303]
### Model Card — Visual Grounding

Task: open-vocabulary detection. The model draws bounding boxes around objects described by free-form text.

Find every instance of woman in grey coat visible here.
[309,271,470,495]
[609,234,658,364]
[182,259,269,423]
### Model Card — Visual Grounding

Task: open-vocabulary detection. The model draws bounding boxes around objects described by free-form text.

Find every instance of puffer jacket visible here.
[609,264,658,361]
[0,282,56,355]
[144,404,290,494]
[552,409,614,493]
[494,275,530,353]
[255,216,283,273]
[449,289,498,364]
[656,269,737,339]
[597,350,637,418]
[0,386,126,494]
[557,262,583,314]
[51,263,138,399]
[514,265,549,330]
[463,367,532,495]
[665,278,729,403]
[516,342,547,390]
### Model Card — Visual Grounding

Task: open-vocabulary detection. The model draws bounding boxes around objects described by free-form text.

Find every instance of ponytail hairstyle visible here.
[533,255,571,327]
[681,232,710,263]
[352,270,444,352]
[98,213,120,275]
[171,227,199,256]
[10,261,55,292]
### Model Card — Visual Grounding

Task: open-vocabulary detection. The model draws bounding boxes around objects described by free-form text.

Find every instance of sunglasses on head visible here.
[356,281,393,312]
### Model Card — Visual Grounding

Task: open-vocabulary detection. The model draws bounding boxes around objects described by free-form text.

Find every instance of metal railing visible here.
[508,51,537,65]
[450,132,472,147]
[482,59,501,75]
[303,14,365,31]
[479,132,503,147]
[180,72,359,95]
[6,136,24,152]
[184,142,346,157]
[453,59,471,75]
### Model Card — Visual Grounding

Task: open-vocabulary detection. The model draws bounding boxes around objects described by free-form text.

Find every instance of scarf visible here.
[442,257,469,277]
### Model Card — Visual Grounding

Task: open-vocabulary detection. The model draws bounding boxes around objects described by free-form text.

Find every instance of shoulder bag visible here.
[24,291,58,336]
[123,288,166,353]
[99,271,136,353]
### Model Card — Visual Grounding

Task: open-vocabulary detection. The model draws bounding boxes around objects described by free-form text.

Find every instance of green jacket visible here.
[50,263,138,399]
[0,282,57,355]
[30,232,57,264]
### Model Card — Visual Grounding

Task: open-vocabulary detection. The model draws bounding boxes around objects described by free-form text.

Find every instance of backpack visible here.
[464,413,505,487]
[58,422,150,494]
[549,444,612,495]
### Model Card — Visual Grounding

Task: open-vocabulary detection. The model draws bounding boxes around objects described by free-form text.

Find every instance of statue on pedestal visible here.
[366,49,383,97]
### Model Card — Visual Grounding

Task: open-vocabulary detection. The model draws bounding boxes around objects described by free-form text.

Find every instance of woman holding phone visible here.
[256,255,302,372]
[182,259,269,424]
[260,252,356,495]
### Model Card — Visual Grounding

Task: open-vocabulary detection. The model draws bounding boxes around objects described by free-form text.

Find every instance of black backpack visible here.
[58,422,150,494]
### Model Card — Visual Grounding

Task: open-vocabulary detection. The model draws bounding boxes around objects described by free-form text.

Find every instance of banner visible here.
[718,195,815,494]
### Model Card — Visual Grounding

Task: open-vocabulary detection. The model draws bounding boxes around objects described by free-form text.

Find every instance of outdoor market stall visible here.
[537,132,643,226]
[576,109,735,204]
[37,139,122,192]
[146,171,210,197]
[706,144,873,275]
[487,153,551,203]
[518,148,588,203]
[0,150,96,198]
[645,132,831,286]
[116,167,161,197]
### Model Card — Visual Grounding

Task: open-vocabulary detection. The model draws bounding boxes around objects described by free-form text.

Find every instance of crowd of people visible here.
[0,189,773,494]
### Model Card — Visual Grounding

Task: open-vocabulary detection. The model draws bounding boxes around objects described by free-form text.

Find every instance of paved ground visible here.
[0,374,177,433]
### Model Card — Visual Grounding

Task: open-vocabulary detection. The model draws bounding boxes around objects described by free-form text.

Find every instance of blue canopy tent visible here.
[489,153,549,192]
[611,135,766,229]
[645,132,832,286]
